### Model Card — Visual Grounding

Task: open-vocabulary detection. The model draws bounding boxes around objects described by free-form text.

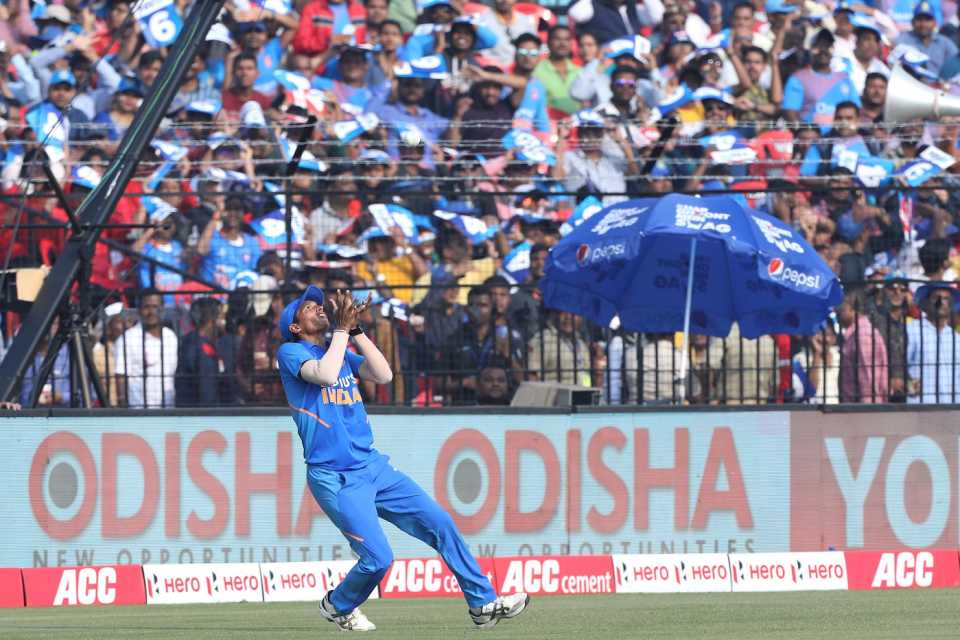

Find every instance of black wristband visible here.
[349,325,364,336]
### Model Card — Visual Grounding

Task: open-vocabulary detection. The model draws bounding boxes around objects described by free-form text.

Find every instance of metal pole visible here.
[679,237,697,402]
[0,0,226,402]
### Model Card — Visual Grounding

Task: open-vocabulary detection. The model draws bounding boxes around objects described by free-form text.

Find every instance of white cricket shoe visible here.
[319,592,377,632]
[469,592,531,629]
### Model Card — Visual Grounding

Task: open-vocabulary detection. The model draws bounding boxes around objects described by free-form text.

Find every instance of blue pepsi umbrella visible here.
[542,193,844,341]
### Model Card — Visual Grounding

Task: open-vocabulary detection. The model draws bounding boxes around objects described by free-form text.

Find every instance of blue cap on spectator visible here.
[235,21,268,34]
[693,86,735,106]
[298,150,328,173]
[117,77,144,96]
[884,270,908,283]
[34,25,65,44]
[914,1,936,19]
[49,69,76,88]
[71,165,100,190]
[418,0,454,10]
[834,0,853,13]
[573,109,605,127]
[851,15,883,39]
[650,160,671,178]
[279,285,326,341]
[186,99,221,116]
[360,149,391,164]
[668,31,694,47]
[360,226,390,242]
[765,0,799,14]
[915,283,960,311]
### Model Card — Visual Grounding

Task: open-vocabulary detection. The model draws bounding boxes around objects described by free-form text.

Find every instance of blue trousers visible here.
[307,453,497,612]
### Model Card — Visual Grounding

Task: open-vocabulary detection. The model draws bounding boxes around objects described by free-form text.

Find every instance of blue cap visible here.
[834,0,853,13]
[915,283,960,311]
[650,160,671,178]
[117,77,144,96]
[668,31,694,47]
[236,20,268,34]
[360,149,391,164]
[186,99,221,116]
[851,14,883,39]
[574,109,605,127]
[693,86,735,106]
[418,0,454,10]
[884,270,908,283]
[765,0,800,14]
[915,1,936,18]
[71,165,100,190]
[49,69,76,88]
[279,285,326,341]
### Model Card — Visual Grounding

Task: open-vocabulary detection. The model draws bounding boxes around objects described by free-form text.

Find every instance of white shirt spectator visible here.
[114,323,178,408]
[475,8,538,66]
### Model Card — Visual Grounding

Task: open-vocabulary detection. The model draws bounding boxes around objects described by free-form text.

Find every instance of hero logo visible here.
[53,567,117,606]
[767,258,821,289]
[592,206,647,235]
[753,217,805,254]
[872,552,933,588]
[576,242,626,265]
[674,204,731,233]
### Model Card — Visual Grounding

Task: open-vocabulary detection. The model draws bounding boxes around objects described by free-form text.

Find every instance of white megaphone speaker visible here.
[884,64,960,121]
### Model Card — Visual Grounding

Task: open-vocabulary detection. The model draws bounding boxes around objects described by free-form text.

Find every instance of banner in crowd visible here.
[1,411,958,568]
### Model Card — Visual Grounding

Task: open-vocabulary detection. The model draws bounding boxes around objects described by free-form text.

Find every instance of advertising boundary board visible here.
[8,549,960,607]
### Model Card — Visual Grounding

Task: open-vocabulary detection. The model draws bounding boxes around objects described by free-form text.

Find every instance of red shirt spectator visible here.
[221,52,274,117]
[293,0,367,55]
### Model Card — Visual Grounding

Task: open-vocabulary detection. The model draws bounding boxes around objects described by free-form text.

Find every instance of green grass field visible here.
[1,590,958,639]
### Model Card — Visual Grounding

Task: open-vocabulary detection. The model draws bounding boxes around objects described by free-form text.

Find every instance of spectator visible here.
[508,242,546,339]
[837,290,889,403]
[860,72,887,123]
[356,226,429,304]
[456,67,516,156]
[20,327,71,407]
[621,332,699,404]
[846,18,890,93]
[729,45,781,131]
[792,322,842,404]
[294,0,368,58]
[554,111,633,206]
[907,284,960,403]
[476,0,538,65]
[368,74,451,161]
[567,0,644,45]
[868,271,911,401]
[176,297,229,406]
[92,309,128,407]
[533,26,582,117]
[528,309,595,386]
[895,2,957,76]
[197,195,263,289]
[221,52,273,116]
[475,355,515,405]
[442,286,523,403]
[782,28,860,128]
[709,323,777,404]
[115,290,178,408]
[369,20,404,86]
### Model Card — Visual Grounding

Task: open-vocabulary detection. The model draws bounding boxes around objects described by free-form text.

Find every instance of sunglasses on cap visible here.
[886,283,907,292]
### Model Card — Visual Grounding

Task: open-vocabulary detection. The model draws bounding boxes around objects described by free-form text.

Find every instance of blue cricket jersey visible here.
[278,341,375,470]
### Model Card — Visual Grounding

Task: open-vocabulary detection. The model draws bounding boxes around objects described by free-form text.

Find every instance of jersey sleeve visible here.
[345,350,365,378]
[782,76,804,112]
[278,342,313,379]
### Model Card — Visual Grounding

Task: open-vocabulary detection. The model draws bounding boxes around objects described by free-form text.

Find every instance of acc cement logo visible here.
[674,204,731,233]
[592,205,647,235]
[767,258,821,289]
[753,216,805,254]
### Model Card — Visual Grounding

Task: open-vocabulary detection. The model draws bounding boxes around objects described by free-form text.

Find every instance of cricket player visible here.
[277,287,530,631]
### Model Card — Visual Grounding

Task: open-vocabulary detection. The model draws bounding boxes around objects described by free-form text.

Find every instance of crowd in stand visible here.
[2,0,960,407]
